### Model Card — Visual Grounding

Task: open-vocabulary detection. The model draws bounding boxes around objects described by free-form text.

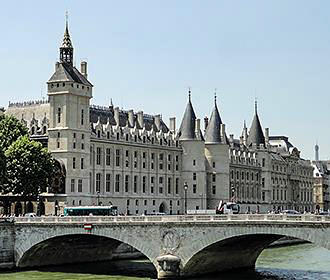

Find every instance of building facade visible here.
[3,22,315,215]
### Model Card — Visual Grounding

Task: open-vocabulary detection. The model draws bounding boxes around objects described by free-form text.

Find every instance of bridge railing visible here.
[13,214,330,224]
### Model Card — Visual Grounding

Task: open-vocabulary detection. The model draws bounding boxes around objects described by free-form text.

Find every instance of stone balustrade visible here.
[12,214,330,224]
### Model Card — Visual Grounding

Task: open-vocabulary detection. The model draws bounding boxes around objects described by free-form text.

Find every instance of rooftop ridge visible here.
[8,99,49,108]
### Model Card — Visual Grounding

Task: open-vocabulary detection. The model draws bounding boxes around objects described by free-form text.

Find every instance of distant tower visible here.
[315,142,320,161]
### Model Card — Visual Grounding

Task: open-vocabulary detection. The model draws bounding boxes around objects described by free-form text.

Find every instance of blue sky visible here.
[0,0,329,160]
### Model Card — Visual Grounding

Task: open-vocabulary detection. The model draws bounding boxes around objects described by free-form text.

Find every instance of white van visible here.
[216,201,240,214]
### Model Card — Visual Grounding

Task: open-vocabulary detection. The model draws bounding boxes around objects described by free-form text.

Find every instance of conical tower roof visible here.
[247,101,265,146]
[204,95,223,144]
[61,16,73,49]
[178,92,196,140]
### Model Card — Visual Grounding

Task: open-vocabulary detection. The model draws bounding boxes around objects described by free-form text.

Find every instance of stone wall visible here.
[0,223,15,269]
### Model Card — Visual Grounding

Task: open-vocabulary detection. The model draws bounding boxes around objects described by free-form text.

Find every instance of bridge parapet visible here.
[13,214,330,224]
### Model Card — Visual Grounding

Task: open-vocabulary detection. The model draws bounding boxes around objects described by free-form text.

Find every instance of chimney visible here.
[81,61,88,79]
[195,119,201,132]
[114,107,120,126]
[243,126,248,146]
[137,111,144,129]
[265,128,269,146]
[204,117,209,131]
[128,110,134,127]
[154,115,161,131]
[170,117,176,133]
[229,134,234,144]
[220,124,226,140]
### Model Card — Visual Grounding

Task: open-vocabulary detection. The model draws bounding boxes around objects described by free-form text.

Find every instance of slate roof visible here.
[247,103,265,146]
[89,106,169,133]
[204,99,223,144]
[177,95,196,140]
[61,23,73,49]
[48,62,93,87]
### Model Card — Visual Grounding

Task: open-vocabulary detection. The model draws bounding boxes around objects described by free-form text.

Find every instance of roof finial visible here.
[110,98,113,108]
[188,87,191,102]
[65,11,69,30]
[255,97,258,114]
[214,88,217,104]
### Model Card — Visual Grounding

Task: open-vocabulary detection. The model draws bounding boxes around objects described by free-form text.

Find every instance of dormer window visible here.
[97,130,101,138]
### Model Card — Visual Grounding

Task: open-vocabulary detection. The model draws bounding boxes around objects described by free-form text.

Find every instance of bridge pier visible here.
[156,254,181,279]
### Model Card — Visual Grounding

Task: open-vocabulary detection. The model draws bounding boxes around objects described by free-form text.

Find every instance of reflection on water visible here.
[0,243,330,280]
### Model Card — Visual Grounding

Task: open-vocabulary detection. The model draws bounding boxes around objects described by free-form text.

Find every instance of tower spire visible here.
[255,98,258,114]
[60,12,73,66]
[214,88,217,105]
[188,87,191,102]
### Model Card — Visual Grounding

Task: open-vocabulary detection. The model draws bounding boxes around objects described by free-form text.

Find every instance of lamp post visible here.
[184,182,188,214]
[97,191,100,206]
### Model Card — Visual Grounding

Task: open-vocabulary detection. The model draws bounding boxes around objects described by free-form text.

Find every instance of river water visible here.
[1,243,330,280]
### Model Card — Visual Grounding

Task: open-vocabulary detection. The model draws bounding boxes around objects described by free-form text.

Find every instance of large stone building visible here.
[3,22,315,215]
[311,144,330,212]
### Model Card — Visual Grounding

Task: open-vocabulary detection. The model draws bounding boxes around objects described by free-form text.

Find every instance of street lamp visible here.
[97,191,100,206]
[184,182,188,215]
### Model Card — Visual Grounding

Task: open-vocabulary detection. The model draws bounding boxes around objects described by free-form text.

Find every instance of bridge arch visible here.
[14,225,160,273]
[179,224,330,276]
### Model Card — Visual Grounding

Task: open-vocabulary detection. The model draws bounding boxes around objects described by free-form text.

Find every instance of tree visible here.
[0,151,5,187]
[0,115,29,192]
[5,135,55,198]
[0,115,29,150]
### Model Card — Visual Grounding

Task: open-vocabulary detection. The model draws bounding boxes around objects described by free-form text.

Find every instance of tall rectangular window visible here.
[168,178,171,194]
[96,147,101,165]
[151,176,154,194]
[106,148,111,166]
[115,174,120,192]
[142,176,146,193]
[71,179,75,192]
[193,172,197,181]
[106,174,111,192]
[134,176,138,193]
[116,149,120,167]
[96,173,101,192]
[78,179,82,192]
[212,174,216,182]
[81,158,84,169]
[175,178,179,194]
[57,108,61,123]
[81,109,84,125]
[125,175,129,192]
[72,157,76,169]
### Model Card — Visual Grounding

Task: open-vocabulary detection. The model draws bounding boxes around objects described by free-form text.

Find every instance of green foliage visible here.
[5,135,55,198]
[0,115,28,150]
[0,150,5,186]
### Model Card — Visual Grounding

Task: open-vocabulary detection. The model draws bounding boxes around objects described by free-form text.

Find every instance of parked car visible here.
[318,211,330,216]
[281,210,300,215]
[24,213,37,218]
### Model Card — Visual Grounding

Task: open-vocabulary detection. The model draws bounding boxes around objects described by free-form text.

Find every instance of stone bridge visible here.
[1,214,330,278]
